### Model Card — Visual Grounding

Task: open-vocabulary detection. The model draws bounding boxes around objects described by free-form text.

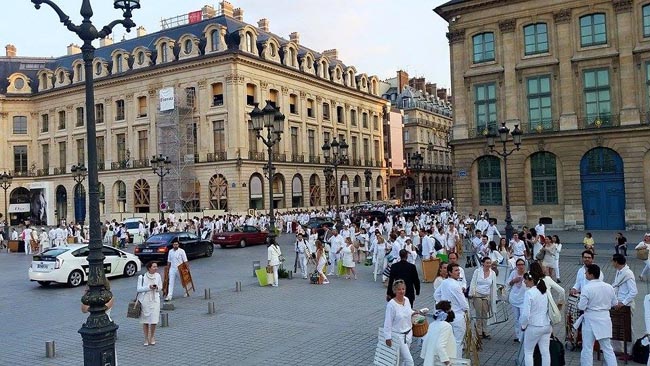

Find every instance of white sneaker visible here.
[164,296,172,301]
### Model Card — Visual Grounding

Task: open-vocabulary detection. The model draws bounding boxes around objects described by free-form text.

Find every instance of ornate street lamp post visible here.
[364,168,372,202]
[71,164,88,224]
[411,152,424,203]
[323,167,333,210]
[322,137,348,221]
[249,101,284,244]
[485,122,522,242]
[31,1,141,364]
[0,172,13,228]
[151,154,171,221]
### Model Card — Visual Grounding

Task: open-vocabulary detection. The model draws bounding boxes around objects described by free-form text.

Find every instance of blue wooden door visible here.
[580,148,625,230]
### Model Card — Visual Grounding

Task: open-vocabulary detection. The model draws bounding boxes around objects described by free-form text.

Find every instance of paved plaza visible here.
[1,230,648,365]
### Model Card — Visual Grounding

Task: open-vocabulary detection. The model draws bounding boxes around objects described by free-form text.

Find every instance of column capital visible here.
[613,0,633,13]
[446,29,466,44]
[553,9,571,24]
[499,19,516,33]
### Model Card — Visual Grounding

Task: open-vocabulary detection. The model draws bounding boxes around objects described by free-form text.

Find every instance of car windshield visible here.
[146,233,175,242]
[41,248,71,257]
[124,222,140,229]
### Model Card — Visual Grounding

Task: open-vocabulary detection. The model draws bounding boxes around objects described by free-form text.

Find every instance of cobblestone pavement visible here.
[1,230,645,365]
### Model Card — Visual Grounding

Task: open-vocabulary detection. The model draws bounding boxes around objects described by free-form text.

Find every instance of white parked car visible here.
[122,217,145,243]
[28,244,142,287]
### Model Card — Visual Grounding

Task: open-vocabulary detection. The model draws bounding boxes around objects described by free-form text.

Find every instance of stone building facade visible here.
[436,0,650,230]
[0,2,387,225]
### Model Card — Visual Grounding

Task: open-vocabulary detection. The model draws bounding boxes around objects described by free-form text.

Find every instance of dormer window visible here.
[58,72,65,84]
[184,39,192,54]
[210,29,219,51]
[116,56,123,73]
[161,42,168,62]
[95,63,102,75]
[270,43,276,57]
[137,52,145,65]
[289,48,295,66]
[14,78,25,90]
[245,33,254,53]
[75,64,83,81]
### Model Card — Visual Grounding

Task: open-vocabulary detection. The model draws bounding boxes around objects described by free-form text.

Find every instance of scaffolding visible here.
[156,88,199,214]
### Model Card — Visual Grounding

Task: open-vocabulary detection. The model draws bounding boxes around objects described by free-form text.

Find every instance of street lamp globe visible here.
[321,140,331,159]
[339,138,349,158]
[261,100,276,128]
[486,126,496,150]
[273,108,285,136]
[512,124,523,148]
[498,122,509,143]
[330,137,339,156]
[249,103,264,131]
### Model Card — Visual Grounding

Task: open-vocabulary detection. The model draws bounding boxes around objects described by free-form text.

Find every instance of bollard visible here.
[160,313,169,327]
[45,341,55,358]
[204,288,211,299]
[235,281,242,292]
[208,301,216,314]
[252,260,261,276]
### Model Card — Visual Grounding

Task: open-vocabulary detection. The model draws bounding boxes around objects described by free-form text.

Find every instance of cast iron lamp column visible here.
[151,154,171,221]
[71,164,88,224]
[323,167,334,210]
[322,137,348,222]
[485,122,522,242]
[364,168,372,202]
[411,152,424,203]
[249,101,284,245]
[0,172,12,227]
[31,1,140,365]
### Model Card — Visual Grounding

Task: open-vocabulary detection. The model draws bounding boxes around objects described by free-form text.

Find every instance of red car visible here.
[212,225,269,248]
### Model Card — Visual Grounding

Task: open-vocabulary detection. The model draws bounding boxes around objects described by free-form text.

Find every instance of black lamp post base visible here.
[79,322,118,366]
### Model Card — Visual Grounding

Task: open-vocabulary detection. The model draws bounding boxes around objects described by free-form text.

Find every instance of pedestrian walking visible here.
[520,272,552,366]
[315,240,329,284]
[138,261,162,346]
[295,234,308,279]
[434,262,469,358]
[636,234,650,281]
[469,256,498,339]
[383,279,415,366]
[386,249,420,307]
[583,232,595,254]
[611,253,637,358]
[551,235,562,283]
[165,238,188,301]
[507,258,527,342]
[577,264,618,366]
[267,241,282,287]
[420,300,457,365]
[615,232,628,256]
[339,237,357,280]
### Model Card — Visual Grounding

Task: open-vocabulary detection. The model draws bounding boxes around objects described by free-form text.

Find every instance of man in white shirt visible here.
[434,263,469,358]
[534,220,545,238]
[327,229,344,276]
[448,252,467,289]
[571,250,604,296]
[165,238,189,301]
[48,227,57,247]
[611,254,638,355]
[485,220,501,243]
[22,225,33,255]
[578,264,618,366]
[419,230,435,260]
[295,234,309,279]
[475,217,489,234]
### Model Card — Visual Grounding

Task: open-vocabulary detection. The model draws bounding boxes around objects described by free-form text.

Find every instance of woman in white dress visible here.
[469,257,498,339]
[433,262,449,299]
[137,261,162,346]
[339,237,357,280]
[267,242,282,287]
[421,300,457,365]
[356,227,369,264]
[507,258,527,342]
[315,240,329,284]
[383,280,415,366]
[373,234,387,282]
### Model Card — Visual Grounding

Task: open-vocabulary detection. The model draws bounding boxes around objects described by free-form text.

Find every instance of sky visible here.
[3,1,451,88]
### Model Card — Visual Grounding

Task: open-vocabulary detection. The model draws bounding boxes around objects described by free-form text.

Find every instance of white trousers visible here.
[270,265,279,286]
[286,222,292,233]
[553,259,560,279]
[451,311,466,358]
[390,331,414,366]
[511,305,523,341]
[580,320,617,366]
[24,240,31,255]
[374,252,386,276]
[642,260,650,277]
[167,267,180,299]
[523,324,551,366]
[297,254,307,277]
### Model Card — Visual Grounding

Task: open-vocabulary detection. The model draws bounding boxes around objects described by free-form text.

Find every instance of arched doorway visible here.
[113,181,126,213]
[272,174,285,209]
[405,177,415,202]
[580,147,625,230]
[133,179,151,213]
[249,174,264,209]
[291,174,303,208]
[376,176,383,201]
[10,187,31,226]
[98,183,106,215]
[55,185,67,225]
[309,174,321,206]
[74,183,87,224]
[352,175,361,203]
[209,174,228,210]
[325,174,336,208]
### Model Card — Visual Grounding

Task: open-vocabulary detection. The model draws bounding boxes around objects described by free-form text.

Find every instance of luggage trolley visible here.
[564,294,582,351]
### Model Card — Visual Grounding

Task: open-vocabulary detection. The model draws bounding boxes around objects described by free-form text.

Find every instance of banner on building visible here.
[159,87,175,111]
[188,10,202,24]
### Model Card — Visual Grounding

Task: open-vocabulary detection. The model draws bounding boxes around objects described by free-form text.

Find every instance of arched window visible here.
[530,152,558,204]
[477,156,502,205]
[210,30,219,51]
[134,179,150,213]
[272,174,285,209]
[291,174,303,208]
[249,174,263,209]
[160,42,168,63]
[472,32,495,63]
[209,174,228,210]
[76,64,83,81]
[523,23,548,55]
[245,32,254,53]
[98,182,106,215]
[375,176,383,201]
[114,180,127,213]
[580,13,607,47]
[116,54,123,73]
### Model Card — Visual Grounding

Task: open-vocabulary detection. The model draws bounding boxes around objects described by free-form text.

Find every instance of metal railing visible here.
[577,114,620,130]
[272,153,287,162]
[207,151,226,162]
[131,159,150,168]
[291,154,304,163]
[37,168,49,176]
[308,155,320,164]
[54,167,66,175]
[522,119,560,134]
[110,161,128,170]
[249,151,266,161]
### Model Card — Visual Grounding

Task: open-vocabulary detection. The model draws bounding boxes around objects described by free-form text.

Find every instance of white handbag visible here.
[547,291,562,325]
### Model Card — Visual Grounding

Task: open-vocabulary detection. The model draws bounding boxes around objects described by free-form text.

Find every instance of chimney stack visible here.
[289,32,300,44]
[397,70,409,91]
[220,1,234,17]
[257,18,269,32]
[136,26,147,37]
[202,5,217,19]
[5,44,16,57]
[99,36,114,47]
[233,8,244,21]
[67,43,81,55]
[322,49,338,60]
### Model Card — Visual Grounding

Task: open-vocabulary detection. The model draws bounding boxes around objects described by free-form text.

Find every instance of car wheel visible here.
[68,270,84,287]
[205,244,214,257]
[37,281,51,287]
[239,239,247,248]
[123,261,138,277]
